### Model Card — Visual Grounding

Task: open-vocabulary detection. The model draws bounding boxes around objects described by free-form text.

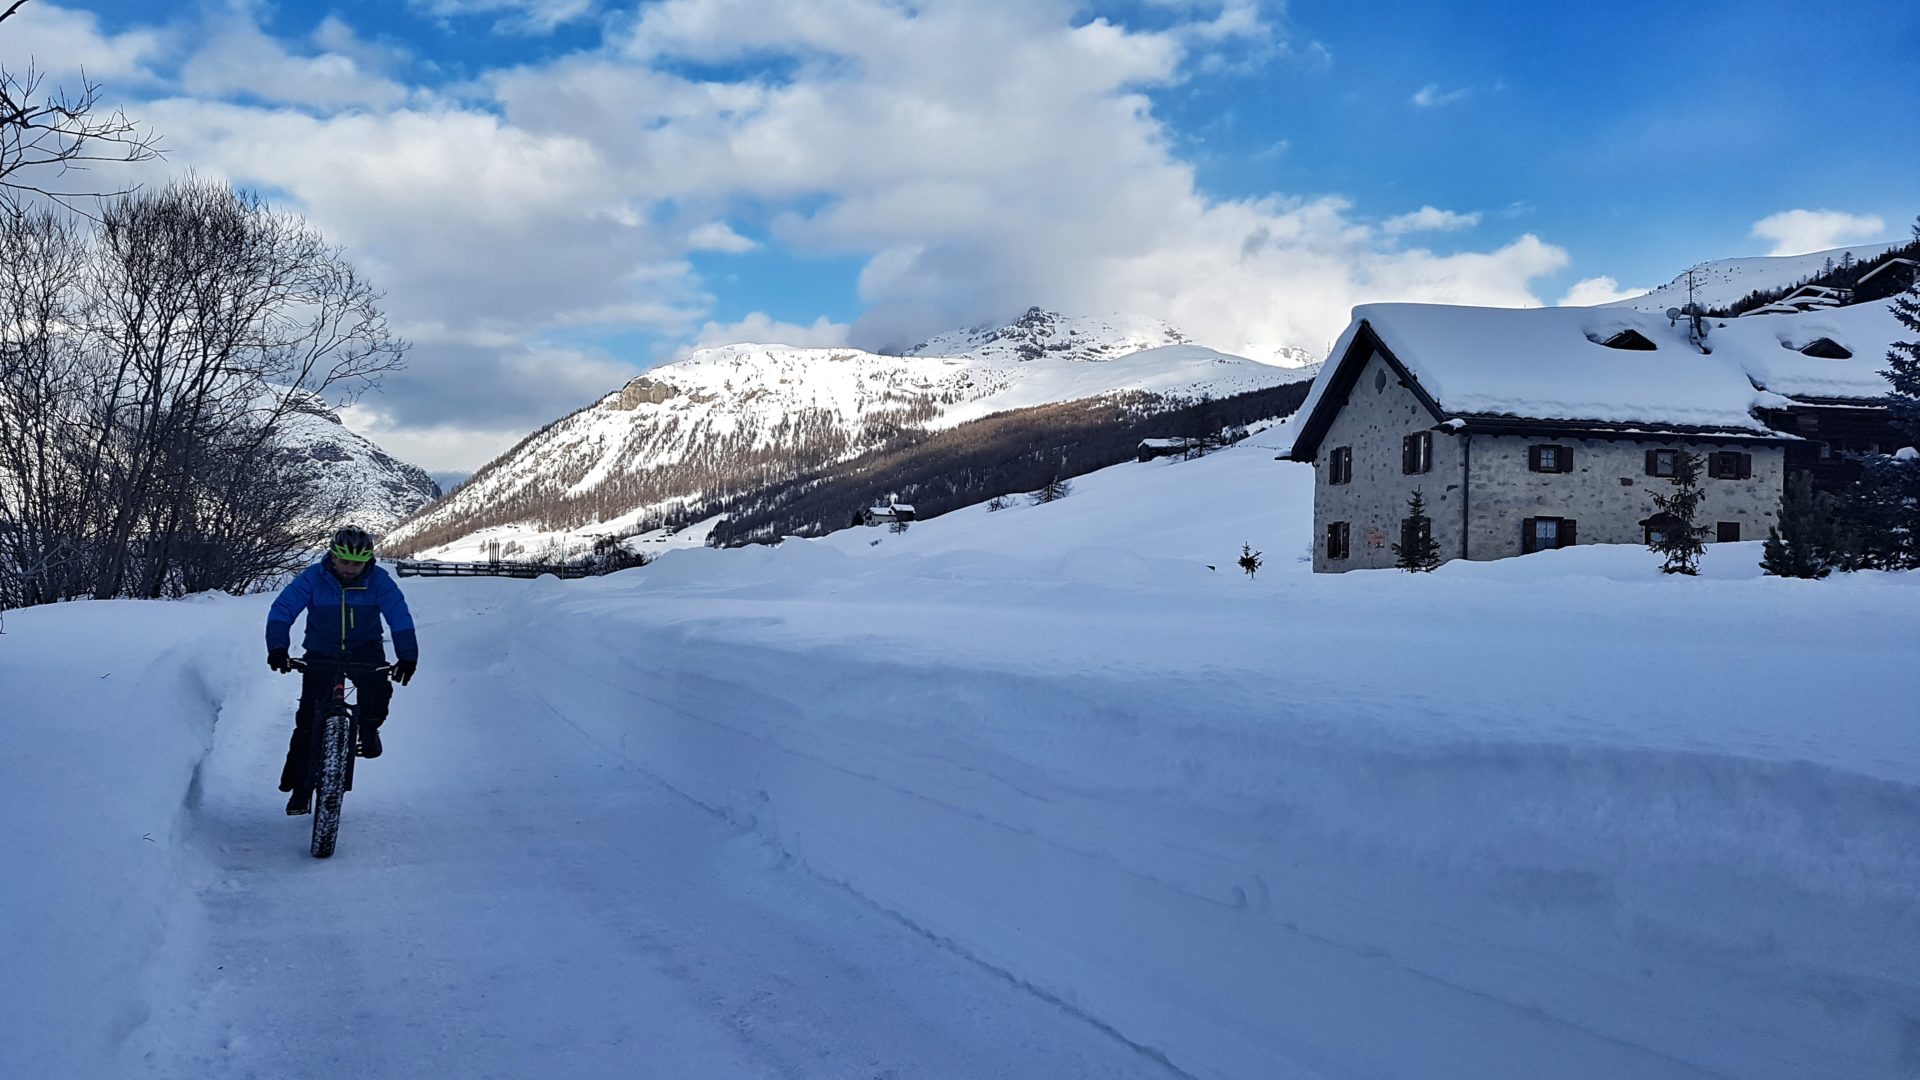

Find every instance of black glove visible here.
[392,658,416,686]
[268,648,291,673]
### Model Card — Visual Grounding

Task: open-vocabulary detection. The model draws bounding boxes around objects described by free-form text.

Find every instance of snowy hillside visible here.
[5,433,1917,1079]
[387,308,1310,557]
[1607,242,1898,312]
[280,401,440,531]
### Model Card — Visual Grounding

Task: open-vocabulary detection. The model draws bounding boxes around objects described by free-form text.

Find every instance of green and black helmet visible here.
[330,526,376,563]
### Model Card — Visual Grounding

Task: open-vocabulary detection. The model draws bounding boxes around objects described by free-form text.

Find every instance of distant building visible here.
[1286,300,1907,572]
[1137,437,1197,462]
[859,503,917,526]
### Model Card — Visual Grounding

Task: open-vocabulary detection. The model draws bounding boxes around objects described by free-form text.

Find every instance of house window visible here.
[1645,449,1679,477]
[1716,522,1741,543]
[1529,444,1574,473]
[1643,514,1680,545]
[1599,329,1657,351]
[1329,446,1353,485]
[1706,451,1753,480]
[1402,431,1432,475]
[1521,516,1576,553]
[1399,516,1430,553]
[1327,521,1351,560]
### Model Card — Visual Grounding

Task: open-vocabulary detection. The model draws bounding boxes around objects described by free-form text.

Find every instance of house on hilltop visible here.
[1285,300,1908,572]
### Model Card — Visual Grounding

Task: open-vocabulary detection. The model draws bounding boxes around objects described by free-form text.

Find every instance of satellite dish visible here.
[1666,307,1682,322]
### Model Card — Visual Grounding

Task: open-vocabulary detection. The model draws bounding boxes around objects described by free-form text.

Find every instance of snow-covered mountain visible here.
[280,401,440,532]
[1607,242,1899,312]
[905,306,1189,364]
[387,309,1310,557]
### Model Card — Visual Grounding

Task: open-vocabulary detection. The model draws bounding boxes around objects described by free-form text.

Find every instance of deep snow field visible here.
[4,427,1918,1079]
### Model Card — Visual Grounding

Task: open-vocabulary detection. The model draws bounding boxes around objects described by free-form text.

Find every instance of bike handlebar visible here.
[287,656,394,676]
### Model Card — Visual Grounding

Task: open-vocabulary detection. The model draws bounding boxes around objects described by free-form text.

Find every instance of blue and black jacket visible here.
[266,559,418,661]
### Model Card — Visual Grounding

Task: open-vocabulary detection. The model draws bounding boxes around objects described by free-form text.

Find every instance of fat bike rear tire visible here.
[310,709,353,859]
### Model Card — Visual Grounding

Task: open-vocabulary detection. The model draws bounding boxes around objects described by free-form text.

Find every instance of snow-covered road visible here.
[8,442,1919,1079]
[123,595,1181,1079]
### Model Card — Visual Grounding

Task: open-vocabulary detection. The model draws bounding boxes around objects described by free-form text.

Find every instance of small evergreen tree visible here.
[986,495,1012,512]
[1861,213,1920,569]
[1238,542,1263,578]
[1391,488,1442,571]
[1883,215,1920,442]
[1760,471,1832,578]
[1648,452,1710,574]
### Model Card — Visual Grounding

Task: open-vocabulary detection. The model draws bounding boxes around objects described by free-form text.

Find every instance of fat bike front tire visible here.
[310,709,353,859]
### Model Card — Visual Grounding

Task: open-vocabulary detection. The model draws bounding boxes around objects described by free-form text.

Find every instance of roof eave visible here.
[1286,320,1449,461]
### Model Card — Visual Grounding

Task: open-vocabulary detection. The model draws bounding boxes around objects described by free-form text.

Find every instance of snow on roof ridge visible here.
[1289,298,1902,443]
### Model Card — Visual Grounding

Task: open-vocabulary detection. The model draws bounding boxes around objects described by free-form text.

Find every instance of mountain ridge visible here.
[386,308,1312,557]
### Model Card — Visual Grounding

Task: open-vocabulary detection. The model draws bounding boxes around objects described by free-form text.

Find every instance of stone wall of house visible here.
[1462,435,1784,559]
[1311,351,1459,572]
[1309,352,1790,573]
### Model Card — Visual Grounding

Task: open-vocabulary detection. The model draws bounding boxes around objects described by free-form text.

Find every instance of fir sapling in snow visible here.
[1647,452,1710,575]
[1391,489,1442,572]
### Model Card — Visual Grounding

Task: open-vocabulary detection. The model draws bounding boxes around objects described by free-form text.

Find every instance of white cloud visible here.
[336,406,533,475]
[1,1,169,84]
[687,221,758,253]
[1751,209,1887,257]
[409,0,599,34]
[99,0,1576,466]
[1382,206,1481,236]
[181,16,411,110]
[1557,276,1645,307]
[1411,83,1470,108]
[690,313,850,350]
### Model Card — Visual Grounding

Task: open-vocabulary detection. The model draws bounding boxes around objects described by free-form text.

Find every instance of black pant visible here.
[278,643,393,792]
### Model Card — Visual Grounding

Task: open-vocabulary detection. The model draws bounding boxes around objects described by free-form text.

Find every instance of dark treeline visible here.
[0,180,405,609]
[705,382,1311,546]
[1714,238,1920,317]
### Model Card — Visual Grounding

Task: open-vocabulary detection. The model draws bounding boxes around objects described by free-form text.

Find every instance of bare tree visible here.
[1027,475,1072,505]
[0,178,404,608]
[0,1,163,213]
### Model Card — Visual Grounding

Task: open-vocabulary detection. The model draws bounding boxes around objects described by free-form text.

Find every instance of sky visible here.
[5,0,1916,471]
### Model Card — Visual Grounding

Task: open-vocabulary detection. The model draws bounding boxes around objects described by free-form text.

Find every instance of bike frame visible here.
[286,656,392,858]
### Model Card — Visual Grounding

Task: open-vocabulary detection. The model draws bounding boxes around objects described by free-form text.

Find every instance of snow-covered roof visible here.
[1286,299,1906,458]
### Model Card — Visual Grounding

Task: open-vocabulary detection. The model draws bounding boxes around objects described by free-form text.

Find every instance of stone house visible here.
[859,503,917,526]
[1285,299,1907,573]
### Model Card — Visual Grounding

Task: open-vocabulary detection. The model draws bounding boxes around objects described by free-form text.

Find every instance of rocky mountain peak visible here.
[906,307,1188,364]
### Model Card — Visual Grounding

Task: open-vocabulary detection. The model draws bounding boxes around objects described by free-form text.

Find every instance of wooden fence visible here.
[394,560,595,580]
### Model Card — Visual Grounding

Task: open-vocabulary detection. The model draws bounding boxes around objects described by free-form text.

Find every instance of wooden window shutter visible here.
[1707,453,1723,479]
[1521,517,1537,554]
[1738,453,1752,480]
[1528,446,1542,471]
[1402,435,1414,474]
[1559,446,1575,473]
[1562,520,1577,546]
[1645,449,1659,476]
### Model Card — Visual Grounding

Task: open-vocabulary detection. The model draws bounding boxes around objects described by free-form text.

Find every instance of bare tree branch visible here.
[0,19,164,213]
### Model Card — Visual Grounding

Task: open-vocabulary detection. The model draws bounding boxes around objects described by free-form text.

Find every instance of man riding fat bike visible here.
[265,526,420,815]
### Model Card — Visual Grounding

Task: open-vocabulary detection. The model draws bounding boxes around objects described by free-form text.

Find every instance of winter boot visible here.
[286,788,312,816]
[358,722,383,759]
